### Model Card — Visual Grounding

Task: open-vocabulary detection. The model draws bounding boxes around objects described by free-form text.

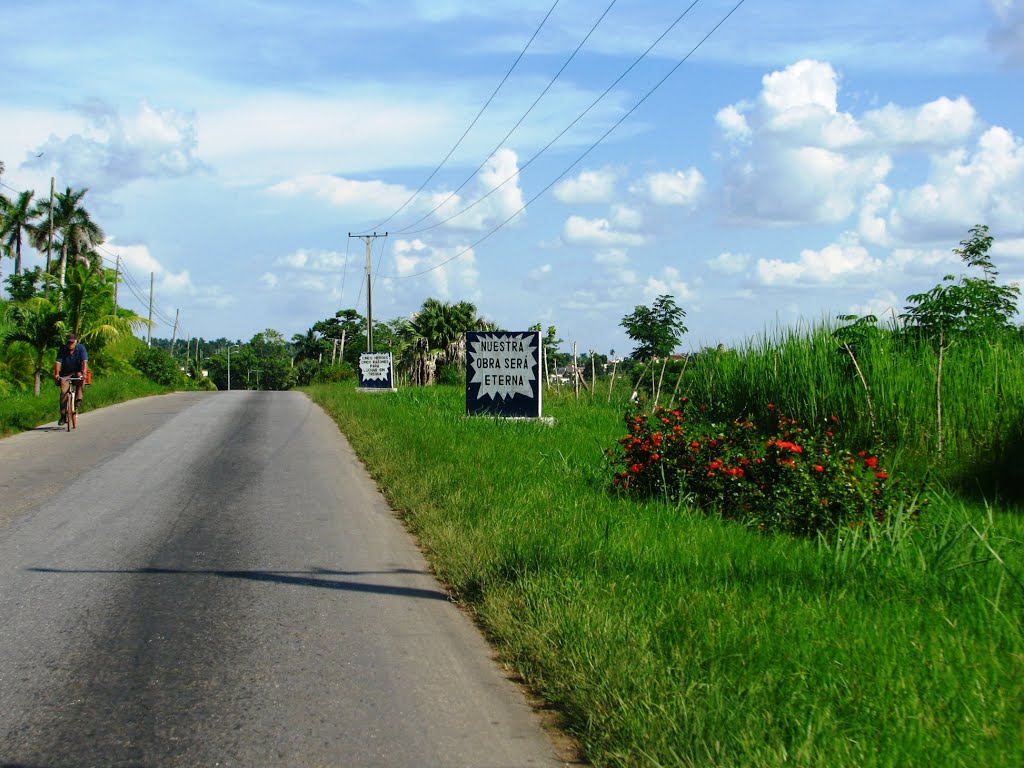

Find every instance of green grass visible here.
[677,326,1024,499]
[0,373,176,436]
[305,383,1024,767]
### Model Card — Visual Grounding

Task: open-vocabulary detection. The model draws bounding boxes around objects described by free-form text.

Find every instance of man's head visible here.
[66,333,77,348]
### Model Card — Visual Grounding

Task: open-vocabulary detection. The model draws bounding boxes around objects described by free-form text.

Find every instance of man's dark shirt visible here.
[56,343,88,376]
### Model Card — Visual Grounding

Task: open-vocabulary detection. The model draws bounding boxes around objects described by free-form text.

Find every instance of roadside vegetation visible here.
[305,227,1022,766]
[5,180,1022,766]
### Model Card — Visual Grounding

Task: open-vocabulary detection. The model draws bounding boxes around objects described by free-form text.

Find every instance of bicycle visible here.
[59,373,84,431]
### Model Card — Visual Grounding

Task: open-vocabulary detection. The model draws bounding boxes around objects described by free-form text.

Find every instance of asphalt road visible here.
[0,391,565,767]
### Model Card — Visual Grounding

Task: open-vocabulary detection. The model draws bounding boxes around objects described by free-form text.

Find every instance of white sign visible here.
[359,353,392,383]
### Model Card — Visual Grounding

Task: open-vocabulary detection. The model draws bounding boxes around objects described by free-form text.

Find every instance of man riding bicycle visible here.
[54,332,88,426]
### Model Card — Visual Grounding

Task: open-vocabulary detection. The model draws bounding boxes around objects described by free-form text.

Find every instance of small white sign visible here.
[359,353,392,383]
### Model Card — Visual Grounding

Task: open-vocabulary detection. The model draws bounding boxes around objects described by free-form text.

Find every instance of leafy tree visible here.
[901,225,1020,337]
[620,294,688,360]
[313,308,366,366]
[131,345,183,387]
[247,329,296,390]
[899,225,1020,459]
[2,296,64,394]
[5,267,50,302]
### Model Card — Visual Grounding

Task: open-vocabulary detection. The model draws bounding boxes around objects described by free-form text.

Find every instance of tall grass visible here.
[679,325,1024,498]
[306,382,1024,767]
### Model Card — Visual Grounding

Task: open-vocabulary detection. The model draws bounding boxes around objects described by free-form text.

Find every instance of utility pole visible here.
[46,177,54,291]
[113,255,120,316]
[147,272,154,347]
[170,308,180,354]
[348,232,387,352]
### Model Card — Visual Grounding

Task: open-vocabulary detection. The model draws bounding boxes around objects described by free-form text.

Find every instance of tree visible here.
[2,296,64,395]
[31,186,104,288]
[620,294,688,360]
[901,225,1020,337]
[62,262,147,352]
[402,298,490,385]
[0,189,39,279]
[900,225,1020,460]
[247,329,297,390]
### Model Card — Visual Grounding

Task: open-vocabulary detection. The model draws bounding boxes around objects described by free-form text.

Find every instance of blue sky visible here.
[1,0,1022,355]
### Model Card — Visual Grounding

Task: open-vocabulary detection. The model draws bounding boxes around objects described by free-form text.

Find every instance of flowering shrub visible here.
[607,398,911,536]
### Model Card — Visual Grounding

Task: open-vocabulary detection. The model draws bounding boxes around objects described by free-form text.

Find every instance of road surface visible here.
[0,390,565,767]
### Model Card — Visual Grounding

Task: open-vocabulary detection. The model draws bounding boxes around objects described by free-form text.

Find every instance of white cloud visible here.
[756,238,882,285]
[888,126,1024,240]
[268,174,411,211]
[707,251,750,273]
[862,97,978,149]
[859,184,893,245]
[631,169,705,207]
[594,248,629,265]
[643,266,694,301]
[552,168,617,203]
[32,101,206,191]
[275,248,347,272]
[527,264,553,281]
[847,291,902,322]
[562,216,648,247]
[260,272,279,289]
[611,204,643,229]
[715,104,751,142]
[717,60,996,229]
[389,238,478,297]
[429,148,525,231]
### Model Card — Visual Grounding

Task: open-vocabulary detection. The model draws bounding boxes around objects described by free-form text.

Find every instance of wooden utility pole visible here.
[347,232,387,352]
[170,308,180,353]
[46,177,54,286]
[147,272,154,346]
[113,255,120,316]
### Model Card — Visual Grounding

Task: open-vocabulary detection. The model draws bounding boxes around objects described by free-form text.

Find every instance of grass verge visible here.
[306,383,1024,768]
[0,374,176,437]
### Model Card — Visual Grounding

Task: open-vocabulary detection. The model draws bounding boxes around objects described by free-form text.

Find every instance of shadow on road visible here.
[27,566,452,601]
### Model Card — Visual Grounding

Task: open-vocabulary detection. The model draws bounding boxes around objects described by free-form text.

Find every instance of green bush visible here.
[436,363,464,386]
[130,346,183,387]
[608,398,921,536]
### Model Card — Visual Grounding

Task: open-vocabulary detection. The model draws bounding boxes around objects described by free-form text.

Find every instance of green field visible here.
[305,334,1024,767]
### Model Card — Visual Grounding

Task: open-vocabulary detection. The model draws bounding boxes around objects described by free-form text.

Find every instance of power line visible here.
[381,0,748,281]
[355,0,562,234]
[396,0,703,237]
[389,0,619,235]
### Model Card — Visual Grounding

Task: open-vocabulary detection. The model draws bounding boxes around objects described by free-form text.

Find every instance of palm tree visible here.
[62,261,148,346]
[30,186,104,288]
[0,189,39,279]
[403,298,491,385]
[2,296,64,395]
[291,327,324,364]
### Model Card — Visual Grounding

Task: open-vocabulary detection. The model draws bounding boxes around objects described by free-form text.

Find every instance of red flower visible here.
[865,456,878,469]
[631,464,643,473]
[690,441,700,450]
[875,471,888,480]
[650,453,660,461]
[813,465,824,473]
